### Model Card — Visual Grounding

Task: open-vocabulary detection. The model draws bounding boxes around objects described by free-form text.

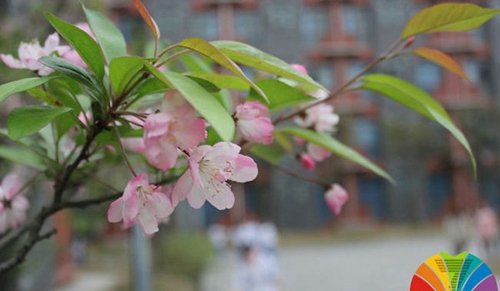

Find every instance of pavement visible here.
[201,234,453,291]
[54,272,121,291]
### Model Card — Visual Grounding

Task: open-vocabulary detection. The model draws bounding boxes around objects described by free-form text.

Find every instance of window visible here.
[300,8,328,48]
[352,118,380,158]
[415,63,441,92]
[190,11,219,40]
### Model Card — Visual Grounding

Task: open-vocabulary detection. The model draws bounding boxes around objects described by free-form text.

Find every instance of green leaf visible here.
[82,5,127,63]
[46,13,105,79]
[401,3,500,39]
[39,57,100,94]
[187,72,250,91]
[248,79,316,113]
[27,88,60,106]
[212,40,327,92]
[145,63,235,141]
[0,145,46,170]
[0,77,55,103]
[133,77,170,98]
[7,105,73,140]
[277,127,394,183]
[109,56,144,97]
[187,76,221,93]
[249,144,284,165]
[361,74,476,174]
[179,53,214,73]
[175,37,268,102]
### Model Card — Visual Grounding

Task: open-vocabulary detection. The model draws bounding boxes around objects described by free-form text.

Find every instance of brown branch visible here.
[274,39,405,125]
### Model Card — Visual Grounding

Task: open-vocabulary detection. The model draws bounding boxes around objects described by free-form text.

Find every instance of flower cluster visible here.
[106,94,262,234]
[0,23,94,75]
[0,174,29,234]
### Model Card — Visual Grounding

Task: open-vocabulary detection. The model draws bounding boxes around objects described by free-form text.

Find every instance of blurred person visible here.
[443,203,473,255]
[231,215,260,249]
[475,204,499,259]
[233,245,280,291]
[207,220,228,255]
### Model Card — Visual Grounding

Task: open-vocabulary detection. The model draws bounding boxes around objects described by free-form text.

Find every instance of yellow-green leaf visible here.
[412,47,470,82]
[361,74,476,175]
[176,37,268,102]
[401,3,500,39]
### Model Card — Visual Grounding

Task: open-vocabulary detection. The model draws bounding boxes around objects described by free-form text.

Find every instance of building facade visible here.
[109,0,500,228]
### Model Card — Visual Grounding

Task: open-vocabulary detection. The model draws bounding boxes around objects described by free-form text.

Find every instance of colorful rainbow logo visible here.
[410,252,498,291]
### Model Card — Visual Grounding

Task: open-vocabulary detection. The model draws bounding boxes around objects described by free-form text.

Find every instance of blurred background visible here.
[1,0,500,290]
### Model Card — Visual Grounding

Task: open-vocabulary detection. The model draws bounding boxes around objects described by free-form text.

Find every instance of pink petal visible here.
[207,142,240,163]
[0,54,24,69]
[186,185,207,209]
[307,143,331,162]
[150,192,174,218]
[171,171,194,207]
[122,138,146,154]
[300,154,316,171]
[137,208,159,235]
[107,197,125,223]
[237,118,274,145]
[325,184,349,215]
[12,196,29,211]
[62,50,87,68]
[43,33,60,53]
[291,64,308,75]
[175,118,206,150]
[232,155,258,183]
[205,183,235,210]
[145,139,178,171]
[2,174,21,200]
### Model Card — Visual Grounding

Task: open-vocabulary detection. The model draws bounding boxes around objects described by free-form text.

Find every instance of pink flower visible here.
[235,101,274,145]
[0,33,70,76]
[325,184,349,215]
[122,138,146,154]
[0,174,29,234]
[307,143,331,162]
[107,173,174,235]
[144,95,206,171]
[294,103,339,134]
[172,142,258,210]
[291,64,308,75]
[300,154,316,171]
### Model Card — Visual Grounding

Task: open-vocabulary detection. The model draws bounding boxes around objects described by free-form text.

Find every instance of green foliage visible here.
[212,40,327,92]
[82,5,127,63]
[7,105,73,140]
[109,56,144,97]
[248,79,316,112]
[39,57,101,100]
[0,77,55,103]
[401,3,500,39]
[176,37,268,101]
[145,63,235,141]
[250,144,285,165]
[361,74,476,175]
[0,146,46,170]
[277,127,395,183]
[46,13,105,79]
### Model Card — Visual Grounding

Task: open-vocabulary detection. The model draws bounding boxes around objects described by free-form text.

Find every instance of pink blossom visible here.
[294,103,339,134]
[122,138,146,154]
[300,154,316,171]
[291,64,308,75]
[307,143,331,162]
[325,184,349,215]
[0,174,29,234]
[172,142,258,210]
[235,101,274,145]
[0,33,70,76]
[144,95,206,171]
[107,173,174,235]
